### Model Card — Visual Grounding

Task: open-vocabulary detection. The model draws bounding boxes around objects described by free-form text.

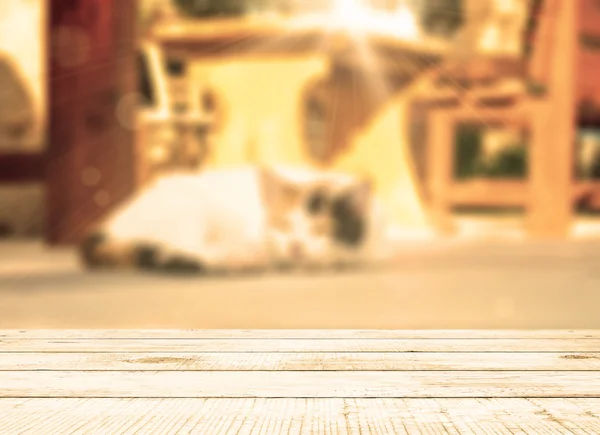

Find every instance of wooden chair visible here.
[418,0,576,238]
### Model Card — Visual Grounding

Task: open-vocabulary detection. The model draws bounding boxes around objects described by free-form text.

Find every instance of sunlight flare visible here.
[327,0,420,41]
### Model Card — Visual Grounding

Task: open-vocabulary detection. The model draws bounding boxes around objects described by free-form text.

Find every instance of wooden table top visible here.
[1,329,599,434]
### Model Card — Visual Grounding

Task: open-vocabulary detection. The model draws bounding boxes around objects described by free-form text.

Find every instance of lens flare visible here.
[327,0,420,40]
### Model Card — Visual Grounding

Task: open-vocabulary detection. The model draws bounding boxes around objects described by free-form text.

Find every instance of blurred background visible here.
[0,0,599,329]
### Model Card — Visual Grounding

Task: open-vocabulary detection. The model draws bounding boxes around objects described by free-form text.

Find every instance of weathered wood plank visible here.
[2,351,600,371]
[0,398,598,434]
[2,371,600,398]
[2,329,598,340]
[2,338,600,353]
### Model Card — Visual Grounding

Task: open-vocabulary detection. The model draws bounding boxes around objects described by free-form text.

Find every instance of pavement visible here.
[0,239,599,329]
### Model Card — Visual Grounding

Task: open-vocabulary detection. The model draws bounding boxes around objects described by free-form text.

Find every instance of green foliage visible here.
[173,0,276,17]
[453,124,481,179]
[454,125,528,179]
[418,0,464,39]
[526,80,548,98]
[173,0,246,17]
[480,143,528,178]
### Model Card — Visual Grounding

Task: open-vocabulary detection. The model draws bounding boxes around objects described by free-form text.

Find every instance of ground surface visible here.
[1,329,599,434]
[1,240,600,329]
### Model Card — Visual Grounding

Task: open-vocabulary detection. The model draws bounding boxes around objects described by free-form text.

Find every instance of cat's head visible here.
[259,166,372,267]
[324,175,372,249]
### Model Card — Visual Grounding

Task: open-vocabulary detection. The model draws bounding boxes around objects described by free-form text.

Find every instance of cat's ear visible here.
[258,166,298,203]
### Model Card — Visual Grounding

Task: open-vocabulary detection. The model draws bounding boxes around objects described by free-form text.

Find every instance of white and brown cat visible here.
[79,164,392,274]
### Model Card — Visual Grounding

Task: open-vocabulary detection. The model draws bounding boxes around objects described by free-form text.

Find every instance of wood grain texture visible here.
[2,338,600,353]
[527,0,576,238]
[2,370,600,398]
[2,351,600,371]
[0,398,599,434]
[2,330,599,432]
[2,329,598,339]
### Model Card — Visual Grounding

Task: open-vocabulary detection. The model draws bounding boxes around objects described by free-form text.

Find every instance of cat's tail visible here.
[78,231,205,274]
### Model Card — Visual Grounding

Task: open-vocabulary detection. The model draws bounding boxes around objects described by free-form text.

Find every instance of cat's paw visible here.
[133,244,161,270]
[79,231,108,269]
[162,256,205,275]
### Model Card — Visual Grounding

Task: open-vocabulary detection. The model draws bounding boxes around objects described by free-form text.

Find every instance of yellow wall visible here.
[189,56,436,236]
[191,56,328,167]
[0,0,45,238]
[0,0,46,152]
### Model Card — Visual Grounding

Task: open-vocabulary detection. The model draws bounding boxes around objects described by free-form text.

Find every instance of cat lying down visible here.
[79,164,393,274]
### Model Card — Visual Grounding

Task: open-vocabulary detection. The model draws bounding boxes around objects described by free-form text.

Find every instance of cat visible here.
[304,168,393,267]
[79,164,392,274]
